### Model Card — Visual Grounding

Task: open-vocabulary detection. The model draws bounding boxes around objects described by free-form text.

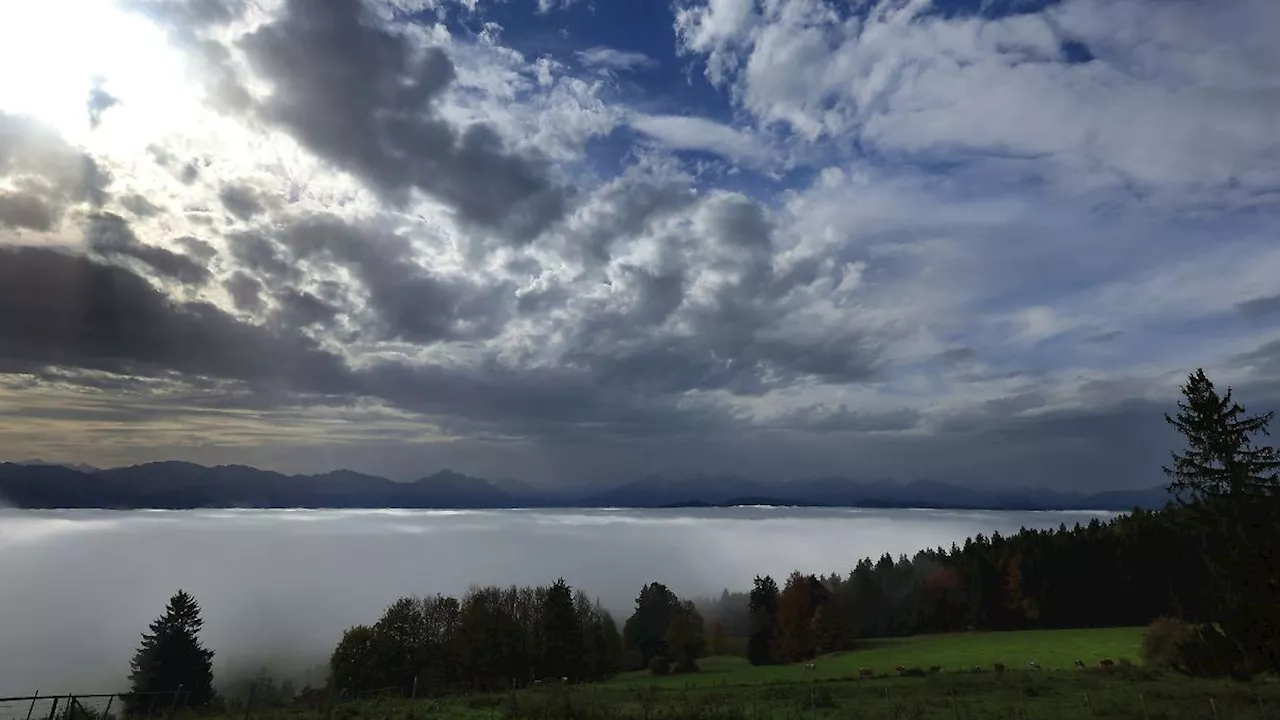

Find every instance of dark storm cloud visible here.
[235,0,570,241]
[218,184,265,220]
[766,405,922,433]
[85,212,212,286]
[0,192,57,231]
[1236,293,1280,318]
[0,245,350,390]
[276,216,512,343]
[357,360,735,440]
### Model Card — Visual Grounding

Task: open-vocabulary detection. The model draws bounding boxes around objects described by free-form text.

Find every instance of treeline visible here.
[329,580,624,695]
[697,503,1210,650]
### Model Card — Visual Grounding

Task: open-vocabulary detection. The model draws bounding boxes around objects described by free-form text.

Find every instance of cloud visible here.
[1237,294,1280,318]
[576,46,659,72]
[675,0,1280,207]
[0,192,57,231]
[0,245,350,391]
[0,112,112,218]
[85,212,213,286]
[229,0,571,242]
[630,113,771,165]
[218,184,265,221]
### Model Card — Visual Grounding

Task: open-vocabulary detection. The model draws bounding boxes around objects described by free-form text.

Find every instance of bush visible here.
[649,657,671,676]
[1145,618,1246,678]
[1143,616,1194,668]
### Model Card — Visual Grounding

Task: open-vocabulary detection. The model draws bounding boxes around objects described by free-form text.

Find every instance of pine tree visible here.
[127,590,216,714]
[1163,369,1280,675]
[747,575,780,666]
[1163,368,1280,500]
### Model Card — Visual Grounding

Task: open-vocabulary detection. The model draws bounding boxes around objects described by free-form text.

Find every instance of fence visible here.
[0,690,188,720]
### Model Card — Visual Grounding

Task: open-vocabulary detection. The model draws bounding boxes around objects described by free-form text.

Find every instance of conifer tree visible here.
[1164,368,1280,500]
[747,575,780,665]
[1163,369,1280,674]
[127,590,216,714]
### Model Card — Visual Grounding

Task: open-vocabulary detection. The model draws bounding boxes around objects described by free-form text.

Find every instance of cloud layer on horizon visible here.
[0,0,1278,489]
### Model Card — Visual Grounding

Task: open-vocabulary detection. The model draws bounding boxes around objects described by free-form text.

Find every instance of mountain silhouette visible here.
[0,461,1173,511]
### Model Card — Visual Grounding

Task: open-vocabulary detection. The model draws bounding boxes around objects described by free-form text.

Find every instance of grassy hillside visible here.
[45,628,1273,720]
[606,627,1145,689]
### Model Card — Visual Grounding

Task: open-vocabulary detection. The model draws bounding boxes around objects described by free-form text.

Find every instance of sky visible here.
[0,506,1110,694]
[0,0,1278,490]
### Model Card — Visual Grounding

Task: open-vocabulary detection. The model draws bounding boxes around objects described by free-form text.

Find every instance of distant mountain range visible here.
[0,461,1174,511]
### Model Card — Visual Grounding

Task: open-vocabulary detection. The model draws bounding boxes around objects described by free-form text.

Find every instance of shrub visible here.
[1145,618,1248,678]
[1142,617,1194,668]
[649,657,671,676]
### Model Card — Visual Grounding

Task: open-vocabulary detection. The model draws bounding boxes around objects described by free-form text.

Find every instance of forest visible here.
[123,369,1279,712]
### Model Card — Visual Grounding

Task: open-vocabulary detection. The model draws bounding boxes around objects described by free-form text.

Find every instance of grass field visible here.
[606,627,1147,690]
[36,628,1273,720]
[250,627,1279,719]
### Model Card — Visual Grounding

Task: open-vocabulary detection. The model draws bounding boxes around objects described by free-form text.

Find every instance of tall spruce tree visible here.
[1164,368,1280,500]
[747,575,780,665]
[127,590,216,714]
[1163,369,1280,675]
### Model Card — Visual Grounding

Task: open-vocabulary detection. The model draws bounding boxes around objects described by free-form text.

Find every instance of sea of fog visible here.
[0,506,1114,696]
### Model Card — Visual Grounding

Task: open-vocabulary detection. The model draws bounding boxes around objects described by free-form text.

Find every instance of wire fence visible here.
[0,690,187,720]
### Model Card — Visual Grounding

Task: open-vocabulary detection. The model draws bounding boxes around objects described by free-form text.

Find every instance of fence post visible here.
[1019,688,1027,720]
[1139,693,1149,720]
[1210,697,1219,720]
[101,695,114,720]
[411,676,418,701]
[46,697,59,720]
[25,690,39,720]
[949,690,960,720]
[1258,691,1268,720]
[1084,693,1093,717]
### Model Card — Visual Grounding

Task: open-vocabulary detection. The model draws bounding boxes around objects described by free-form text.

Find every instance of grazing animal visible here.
[928,666,942,674]
[1028,660,1040,670]
[1098,659,1115,668]
[894,665,906,673]
[994,663,1006,674]
[858,668,874,678]
[971,665,983,672]
[804,663,816,670]
[1074,660,1086,670]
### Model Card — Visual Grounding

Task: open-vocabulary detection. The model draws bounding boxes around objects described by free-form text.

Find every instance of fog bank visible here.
[0,506,1112,695]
